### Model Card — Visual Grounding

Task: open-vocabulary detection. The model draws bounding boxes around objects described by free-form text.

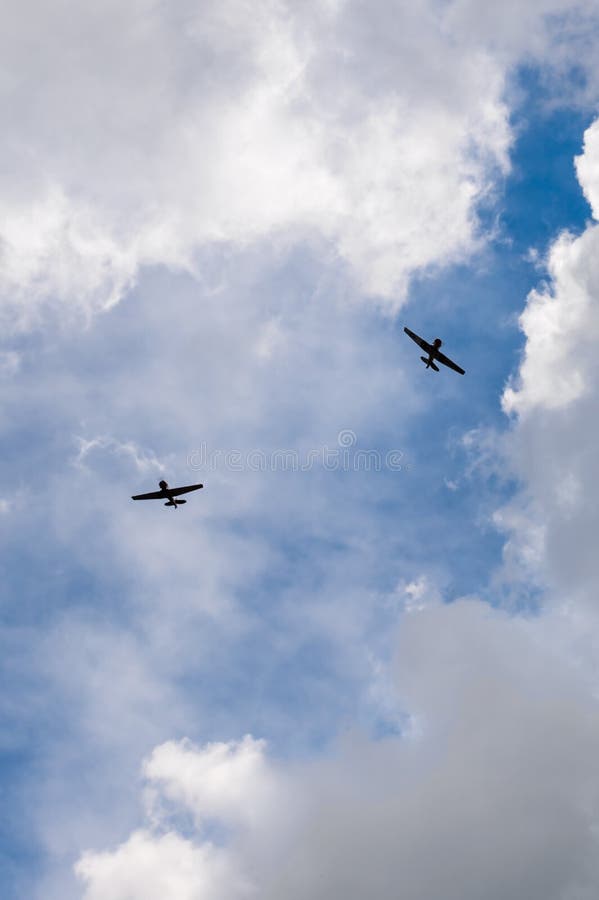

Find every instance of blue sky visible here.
[4,4,599,899]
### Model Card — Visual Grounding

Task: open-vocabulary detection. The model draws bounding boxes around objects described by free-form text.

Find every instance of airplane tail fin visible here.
[420,356,439,372]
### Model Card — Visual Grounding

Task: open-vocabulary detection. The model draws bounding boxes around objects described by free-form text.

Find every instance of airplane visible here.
[131,479,204,508]
[403,327,465,374]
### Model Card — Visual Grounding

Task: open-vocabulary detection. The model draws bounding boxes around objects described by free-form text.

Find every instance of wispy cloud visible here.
[73,435,165,474]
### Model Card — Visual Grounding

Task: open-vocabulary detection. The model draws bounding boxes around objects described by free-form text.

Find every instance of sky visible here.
[3,1,599,897]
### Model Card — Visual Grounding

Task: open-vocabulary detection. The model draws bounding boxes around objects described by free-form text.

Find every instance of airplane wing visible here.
[403,327,431,352]
[131,489,167,500]
[434,349,465,375]
[169,483,204,497]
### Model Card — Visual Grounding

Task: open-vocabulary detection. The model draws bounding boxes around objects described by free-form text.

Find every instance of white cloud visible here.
[142,736,279,833]
[76,600,599,900]
[77,830,251,900]
[400,574,441,612]
[576,118,599,216]
[502,227,599,416]
[73,435,165,474]
[73,111,599,900]
[76,736,278,900]
[0,0,515,323]
[4,1,599,327]
[499,116,599,608]
[9,6,599,898]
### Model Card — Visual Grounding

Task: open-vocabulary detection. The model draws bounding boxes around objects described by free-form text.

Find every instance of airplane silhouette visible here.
[131,480,203,508]
[404,327,465,374]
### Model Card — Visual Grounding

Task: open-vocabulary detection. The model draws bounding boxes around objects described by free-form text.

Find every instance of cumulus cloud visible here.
[77,831,250,900]
[0,0,516,322]
[76,736,277,900]
[576,118,599,215]
[10,5,599,898]
[500,116,599,607]
[502,227,599,416]
[76,600,599,900]
[73,112,599,899]
[3,0,599,327]
[142,736,280,833]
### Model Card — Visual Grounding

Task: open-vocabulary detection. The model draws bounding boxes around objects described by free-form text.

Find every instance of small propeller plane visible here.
[403,327,465,375]
[131,479,203,508]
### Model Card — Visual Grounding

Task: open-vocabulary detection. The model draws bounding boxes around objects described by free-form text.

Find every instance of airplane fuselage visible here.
[421,338,442,370]
[159,480,179,508]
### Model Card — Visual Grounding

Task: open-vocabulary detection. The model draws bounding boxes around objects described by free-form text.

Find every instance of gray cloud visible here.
[77,600,599,900]
[5,3,599,898]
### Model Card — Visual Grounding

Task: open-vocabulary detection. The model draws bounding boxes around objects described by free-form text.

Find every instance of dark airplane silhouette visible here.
[131,480,203,508]
[404,327,465,374]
